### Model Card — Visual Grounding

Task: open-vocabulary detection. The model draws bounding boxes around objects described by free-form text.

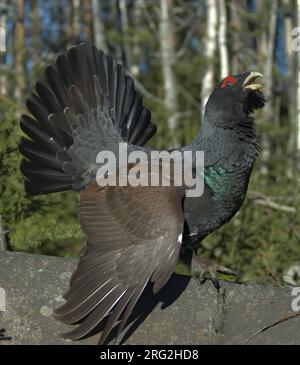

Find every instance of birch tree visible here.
[296,0,300,155]
[257,3,268,54]
[119,0,132,70]
[73,0,81,42]
[230,0,243,74]
[159,0,178,146]
[67,0,75,47]
[130,0,144,76]
[201,0,217,115]
[261,0,278,173]
[264,0,278,106]
[0,0,7,96]
[91,0,107,52]
[83,0,93,41]
[283,0,296,158]
[218,0,229,79]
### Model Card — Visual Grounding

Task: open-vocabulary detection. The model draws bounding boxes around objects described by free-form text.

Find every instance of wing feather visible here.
[54,180,184,344]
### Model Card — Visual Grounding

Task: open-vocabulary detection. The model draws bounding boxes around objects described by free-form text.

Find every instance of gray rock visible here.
[0,250,299,345]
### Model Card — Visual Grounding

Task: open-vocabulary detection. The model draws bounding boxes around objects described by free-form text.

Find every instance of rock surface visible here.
[0,250,299,345]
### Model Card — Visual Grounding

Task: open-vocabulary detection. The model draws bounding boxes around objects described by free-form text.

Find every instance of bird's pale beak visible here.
[243,72,263,91]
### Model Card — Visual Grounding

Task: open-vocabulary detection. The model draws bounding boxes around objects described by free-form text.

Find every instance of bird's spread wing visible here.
[20,43,157,194]
[54,177,184,344]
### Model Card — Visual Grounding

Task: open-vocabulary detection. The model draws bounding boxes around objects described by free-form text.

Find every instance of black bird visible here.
[19,43,265,343]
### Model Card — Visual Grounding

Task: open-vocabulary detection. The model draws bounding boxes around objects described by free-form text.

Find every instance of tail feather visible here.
[44,65,70,108]
[20,43,157,195]
[20,139,63,171]
[20,160,71,182]
[136,123,157,146]
[20,115,60,154]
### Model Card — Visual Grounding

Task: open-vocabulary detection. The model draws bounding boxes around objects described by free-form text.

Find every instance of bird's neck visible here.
[193,114,259,170]
[199,115,259,201]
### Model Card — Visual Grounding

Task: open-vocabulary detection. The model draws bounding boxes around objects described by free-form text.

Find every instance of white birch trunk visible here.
[119,0,132,70]
[297,0,300,151]
[159,0,178,145]
[91,0,107,52]
[131,0,144,76]
[0,0,7,96]
[67,0,74,47]
[261,0,278,173]
[230,0,242,74]
[218,0,229,79]
[264,0,278,103]
[119,0,129,30]
[73,0,81,40]
[283,0,295,158]
[201,0,217,115]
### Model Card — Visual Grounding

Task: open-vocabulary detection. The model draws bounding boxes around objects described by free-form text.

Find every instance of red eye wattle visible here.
[221,76,237,88]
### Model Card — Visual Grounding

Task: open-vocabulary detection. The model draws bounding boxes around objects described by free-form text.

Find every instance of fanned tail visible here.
[20,43,157,195]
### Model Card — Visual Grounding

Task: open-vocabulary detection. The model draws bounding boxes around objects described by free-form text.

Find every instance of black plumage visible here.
[19,43,265,344]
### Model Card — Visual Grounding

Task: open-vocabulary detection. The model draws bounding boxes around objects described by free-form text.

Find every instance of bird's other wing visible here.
[54,173,184,344]
[20,42,157,195]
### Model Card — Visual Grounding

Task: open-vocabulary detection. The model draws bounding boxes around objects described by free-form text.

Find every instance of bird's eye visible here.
[221,76,237,89]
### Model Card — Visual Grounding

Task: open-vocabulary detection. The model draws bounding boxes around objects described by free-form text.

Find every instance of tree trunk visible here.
[73,0,81,43]
[261,0,278,174]
[91,0,107,52]
[218,0,229,78]
[201,0,217,115]
[83,0,93,41]
[0,215,7,251]
[256,1,268,68]
[30,0,40,79]
[119,0,132,70]
[296,0,300,157]
[264,0,278,104]
[283,0,296,162]
[67,0,75,47]
[55,0,66,48]
[130,0,144,76]
[0,0,7,96]
[113,0,124,63]
[13,0,26,104]
[159,0,178,146]
[230,0,243,74]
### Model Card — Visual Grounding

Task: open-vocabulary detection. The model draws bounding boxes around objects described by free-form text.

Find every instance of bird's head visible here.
[204,72,266,126]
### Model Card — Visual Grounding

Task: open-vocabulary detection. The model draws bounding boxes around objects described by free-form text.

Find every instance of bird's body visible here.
[183,120,259,242]
[19,43,265,343]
